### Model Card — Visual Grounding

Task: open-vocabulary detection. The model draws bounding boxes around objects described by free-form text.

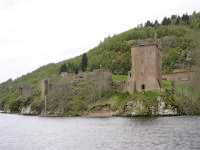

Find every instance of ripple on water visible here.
[0,114,200,150]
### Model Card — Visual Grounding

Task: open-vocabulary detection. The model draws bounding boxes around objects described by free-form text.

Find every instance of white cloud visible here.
[0,0,199,82]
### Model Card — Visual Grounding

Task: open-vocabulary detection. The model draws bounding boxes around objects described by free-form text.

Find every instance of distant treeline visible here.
[143,12,200,28]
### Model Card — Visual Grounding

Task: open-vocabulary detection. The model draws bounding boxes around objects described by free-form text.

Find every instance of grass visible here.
[163,80,193,97]
[89,90,161,114]
[162,80,172,89]
[112,75,128,82]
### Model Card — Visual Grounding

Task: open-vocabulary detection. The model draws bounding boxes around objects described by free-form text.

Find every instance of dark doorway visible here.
[19,87,23,96]
[141,84,145,91]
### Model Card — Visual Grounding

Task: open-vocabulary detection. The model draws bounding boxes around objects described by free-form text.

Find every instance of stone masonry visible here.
[127,42,162,92]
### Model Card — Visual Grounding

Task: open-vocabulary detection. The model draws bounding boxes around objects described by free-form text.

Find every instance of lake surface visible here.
[0,114,200,150]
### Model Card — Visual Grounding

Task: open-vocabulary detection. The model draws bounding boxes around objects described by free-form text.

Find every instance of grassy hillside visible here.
[0,12,200,115]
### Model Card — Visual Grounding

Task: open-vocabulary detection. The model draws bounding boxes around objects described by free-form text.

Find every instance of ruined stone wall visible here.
[162,71,194,84]
[18,85,32,97]
[40,69,113,116]
[41,78,72,98]
[90,69,112,92]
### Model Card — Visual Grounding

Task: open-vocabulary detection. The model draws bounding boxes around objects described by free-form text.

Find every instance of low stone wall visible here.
[18,85,32,97]
[40,70,113,116]
[162,71,194,84]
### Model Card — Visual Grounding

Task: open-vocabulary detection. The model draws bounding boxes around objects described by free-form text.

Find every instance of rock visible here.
[124,101,147,116]
[21,105,32,115]
[124,96,178,117]
[3,105,11,113]
[162,108,178,115]
[149,106,157,115]
[84,112,117,117]
[157,97,178,116]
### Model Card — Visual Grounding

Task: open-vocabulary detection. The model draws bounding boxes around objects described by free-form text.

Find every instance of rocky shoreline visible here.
[0,95,180,117]
[0,109,179,118]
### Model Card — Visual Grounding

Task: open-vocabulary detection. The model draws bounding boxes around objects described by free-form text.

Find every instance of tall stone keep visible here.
[127,42,162,92]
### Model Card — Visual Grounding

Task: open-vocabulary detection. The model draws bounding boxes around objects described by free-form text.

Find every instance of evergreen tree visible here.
[175,16,181,25]
[154,20,160,27]
[75,67,79,74]
[145,20,153,27]
[181,14,190,24]
[81,53,88,72]
[59,64,67,74]
[171,15,177,20]
[162,17,171,25]
[171,15,178,24]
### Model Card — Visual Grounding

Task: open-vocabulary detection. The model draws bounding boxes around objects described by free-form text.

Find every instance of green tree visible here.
[162,17,171,25]
[175,16,181,25]
[154,20,160,27]
[81,53,88,72]
[67,62,79,73]
[171,15,178,24]
[145,20,153,27]
[59,64,67,74]
[75,67,79,74]
[181,14,190,25]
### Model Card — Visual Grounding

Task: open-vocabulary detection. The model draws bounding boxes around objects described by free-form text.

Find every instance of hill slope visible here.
[0,12,200,115]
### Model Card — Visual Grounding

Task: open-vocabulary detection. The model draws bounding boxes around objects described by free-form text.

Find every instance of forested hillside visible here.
[0,12,200,114]
[65,12,200,74]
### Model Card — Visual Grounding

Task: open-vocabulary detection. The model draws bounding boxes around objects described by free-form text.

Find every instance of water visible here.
[0,114,200,150]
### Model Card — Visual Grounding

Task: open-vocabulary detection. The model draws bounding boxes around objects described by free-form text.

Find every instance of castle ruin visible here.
[127,42,162,92]
[18,85,32,97]
[162,69,194,84]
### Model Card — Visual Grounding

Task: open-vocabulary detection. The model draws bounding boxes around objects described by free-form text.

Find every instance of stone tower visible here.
[127,42,162,92]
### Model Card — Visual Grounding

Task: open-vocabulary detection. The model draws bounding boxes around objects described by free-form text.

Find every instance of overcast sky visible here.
[0,0,199,83]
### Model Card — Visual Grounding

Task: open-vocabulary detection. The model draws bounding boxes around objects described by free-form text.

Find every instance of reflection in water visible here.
[0,114,200,150]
